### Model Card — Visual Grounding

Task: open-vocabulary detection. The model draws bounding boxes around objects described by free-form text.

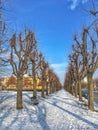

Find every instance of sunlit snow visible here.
[0,89,98,130]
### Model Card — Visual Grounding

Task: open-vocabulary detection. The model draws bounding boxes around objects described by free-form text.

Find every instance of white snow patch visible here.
[0,89,98,130]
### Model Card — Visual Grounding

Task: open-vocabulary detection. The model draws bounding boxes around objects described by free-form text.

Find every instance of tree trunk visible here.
[78,80,82,101]
[33,78,37,99]
[52,82,54,93]
[87,73,94,111]
[54,82,56,93]
[75,82,78,98]
[46,81,48,95]
[69,84,72,93]
[49,81,52,94]
[41,78,45,98]
[16,75,23,109]
[51,81,54,93]
[32,63,37,99]
[71,84,74,95]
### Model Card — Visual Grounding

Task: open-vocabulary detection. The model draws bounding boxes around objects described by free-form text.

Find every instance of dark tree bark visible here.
[16,74,23,109]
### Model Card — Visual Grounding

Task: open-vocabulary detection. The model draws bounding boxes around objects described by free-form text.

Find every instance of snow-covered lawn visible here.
[0,89,98,130]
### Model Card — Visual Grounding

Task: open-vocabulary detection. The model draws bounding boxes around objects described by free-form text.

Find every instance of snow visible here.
[0,89,98,130]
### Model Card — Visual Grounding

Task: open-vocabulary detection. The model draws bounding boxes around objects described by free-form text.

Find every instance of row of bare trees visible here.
[0,0,62,109]
[1,30,62,110]
[6,30,61,109]
[64,3,98,111]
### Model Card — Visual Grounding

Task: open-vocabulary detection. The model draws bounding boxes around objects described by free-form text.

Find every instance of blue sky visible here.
[7,0,93,84]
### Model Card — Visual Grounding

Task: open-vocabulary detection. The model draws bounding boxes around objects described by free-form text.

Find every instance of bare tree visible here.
[67,63,76,95]
[48,69,54,94]
[70,20,98,110]
[48,69,62,93]
[52,72,62,92]
[64,64,75,95]
[39,53,48,98]
[88,0,98,16]
[0,0,8,77]
[30,50,39,99]
[70,35,87,101]
[9,30,36,109]
[81,25,98,111]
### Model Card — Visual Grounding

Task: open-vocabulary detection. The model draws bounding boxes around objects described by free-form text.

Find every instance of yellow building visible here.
[4,76,43,91]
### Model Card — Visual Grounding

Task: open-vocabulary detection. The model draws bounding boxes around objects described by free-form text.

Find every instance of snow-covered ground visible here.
[0,89,98,130]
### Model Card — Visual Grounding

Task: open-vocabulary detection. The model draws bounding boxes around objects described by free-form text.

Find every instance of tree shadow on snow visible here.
[44,100,98,129]
[0,91,16,104]
[0,92,19,129]
[52,97,87,110]
[4,93,50,130]
[37,104,51,130]
[24,94,51,130]
[0,92,38,130]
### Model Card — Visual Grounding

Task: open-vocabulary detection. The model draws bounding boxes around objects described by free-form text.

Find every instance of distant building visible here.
[2,76,43,91]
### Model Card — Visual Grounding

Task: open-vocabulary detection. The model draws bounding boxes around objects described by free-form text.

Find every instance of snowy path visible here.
[0,89,98,130]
